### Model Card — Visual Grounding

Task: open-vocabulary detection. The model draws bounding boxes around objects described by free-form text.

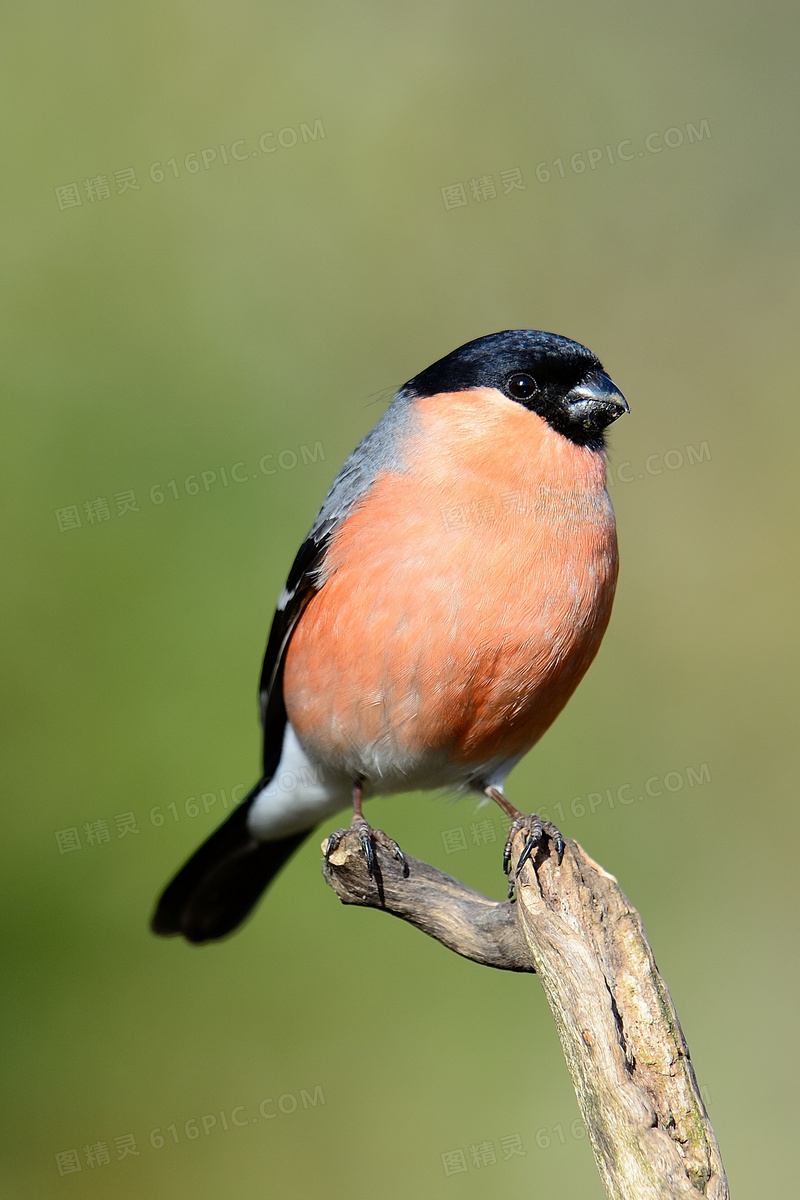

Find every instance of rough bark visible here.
[322,827,728,1200]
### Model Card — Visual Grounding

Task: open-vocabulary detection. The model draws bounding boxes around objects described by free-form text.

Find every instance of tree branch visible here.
[322,834,533,971]
[321,828,728,1200]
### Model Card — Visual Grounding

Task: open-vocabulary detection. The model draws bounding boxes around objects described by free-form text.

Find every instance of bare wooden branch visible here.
[512,835,728,1200]
[321,834,533,971]
[321,828,728,1200]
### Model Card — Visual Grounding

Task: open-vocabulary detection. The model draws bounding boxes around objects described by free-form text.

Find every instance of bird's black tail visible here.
[150,780,309,944]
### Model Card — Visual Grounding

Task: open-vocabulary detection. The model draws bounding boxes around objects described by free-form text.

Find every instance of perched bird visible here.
[151,329,628,944]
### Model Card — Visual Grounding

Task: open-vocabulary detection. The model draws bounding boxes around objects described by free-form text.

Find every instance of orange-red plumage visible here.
[284,388,618,790]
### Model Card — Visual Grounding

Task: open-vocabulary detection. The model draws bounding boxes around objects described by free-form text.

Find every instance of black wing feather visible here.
[151,528,336,943]
[257,523,335,772]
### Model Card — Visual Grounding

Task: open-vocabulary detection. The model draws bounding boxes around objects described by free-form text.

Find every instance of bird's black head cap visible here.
[401,329,628,447]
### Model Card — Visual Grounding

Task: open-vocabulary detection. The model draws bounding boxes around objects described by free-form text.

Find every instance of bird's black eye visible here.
[506,372,537,401]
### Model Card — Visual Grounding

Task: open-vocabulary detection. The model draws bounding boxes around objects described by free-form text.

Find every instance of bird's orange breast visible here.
[283,389,619,789]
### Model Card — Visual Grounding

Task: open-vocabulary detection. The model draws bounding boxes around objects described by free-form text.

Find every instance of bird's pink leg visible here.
[485,785,564,894]
[325,779,409,879]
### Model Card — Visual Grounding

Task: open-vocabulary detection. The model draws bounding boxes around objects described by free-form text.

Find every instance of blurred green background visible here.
[2,1,798,1196]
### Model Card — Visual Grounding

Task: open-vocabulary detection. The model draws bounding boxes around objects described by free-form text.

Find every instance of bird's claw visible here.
[325,816,409,879]
[503,813,564,896]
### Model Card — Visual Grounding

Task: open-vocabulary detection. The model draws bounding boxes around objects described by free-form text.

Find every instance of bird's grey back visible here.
[307,389,418,552]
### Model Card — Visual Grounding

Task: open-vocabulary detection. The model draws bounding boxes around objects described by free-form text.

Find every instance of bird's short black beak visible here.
[565,370,629,433]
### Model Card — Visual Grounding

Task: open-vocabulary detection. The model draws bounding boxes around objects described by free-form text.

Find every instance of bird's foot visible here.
[325,816,409,879]
[503,813,564,897]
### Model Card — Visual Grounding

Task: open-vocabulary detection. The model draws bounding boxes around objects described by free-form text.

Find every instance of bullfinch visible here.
[151,329,628,943]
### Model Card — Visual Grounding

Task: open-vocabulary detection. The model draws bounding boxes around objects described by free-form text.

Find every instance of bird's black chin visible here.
[548,370,629,445]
